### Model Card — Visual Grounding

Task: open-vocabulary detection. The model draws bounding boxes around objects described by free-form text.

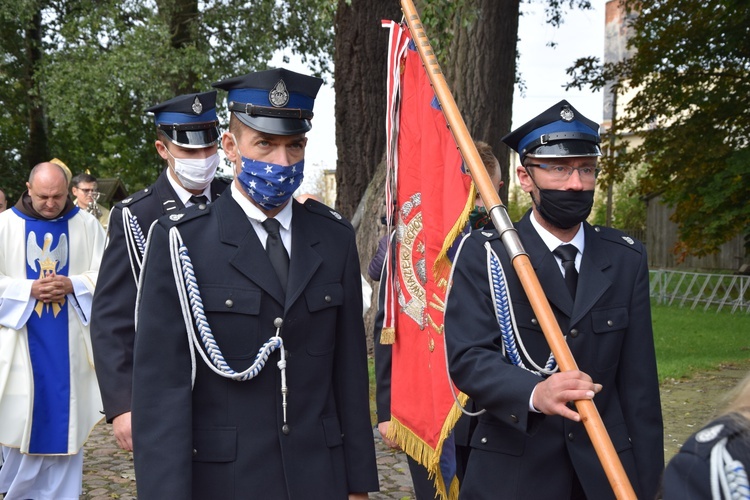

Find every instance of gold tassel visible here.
[433,183,476,286]
[380,327,396,345]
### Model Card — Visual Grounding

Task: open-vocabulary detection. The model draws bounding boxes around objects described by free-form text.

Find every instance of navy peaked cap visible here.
[212,68,323,135]
[145,91,220,149]
[502,100,602,164]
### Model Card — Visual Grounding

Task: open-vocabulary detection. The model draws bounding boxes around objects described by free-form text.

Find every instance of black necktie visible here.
[261,218,289,292]
[189,195,209,206]
[553,244,578,299]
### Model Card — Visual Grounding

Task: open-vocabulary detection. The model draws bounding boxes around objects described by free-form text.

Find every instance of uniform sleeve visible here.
[616,246,665,498]
[333,232,380,493]
[444,235,543,434]
[132,222,194,499]
[90,206,141,421]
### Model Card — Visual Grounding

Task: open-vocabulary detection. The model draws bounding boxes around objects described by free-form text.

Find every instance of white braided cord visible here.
[167,227,285,388]
[123,207,147,284]
[485,243,558,376]
[711,436,750,500]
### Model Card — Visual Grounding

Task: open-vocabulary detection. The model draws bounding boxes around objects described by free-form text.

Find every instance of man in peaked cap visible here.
[131,68,379,499]
[90,91,229,453]
[444,100,663,499]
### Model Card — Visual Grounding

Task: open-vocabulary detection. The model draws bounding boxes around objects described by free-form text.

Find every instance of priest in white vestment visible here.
[0,162,105,500]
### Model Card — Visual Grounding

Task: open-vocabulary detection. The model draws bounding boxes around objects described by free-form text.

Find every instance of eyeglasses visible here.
[525,163,600,181]
[77,188,97,194]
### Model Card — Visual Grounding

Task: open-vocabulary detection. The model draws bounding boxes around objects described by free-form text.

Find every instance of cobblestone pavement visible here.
[80,422,417,500]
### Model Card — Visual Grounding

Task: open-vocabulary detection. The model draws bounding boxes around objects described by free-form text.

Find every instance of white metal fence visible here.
[649,269,750,314]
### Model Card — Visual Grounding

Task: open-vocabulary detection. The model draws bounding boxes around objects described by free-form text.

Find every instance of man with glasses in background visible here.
[444,100,663,499]
[71,172,109,228]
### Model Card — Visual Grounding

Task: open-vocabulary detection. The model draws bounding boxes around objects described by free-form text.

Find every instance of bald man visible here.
[0,162,105,499]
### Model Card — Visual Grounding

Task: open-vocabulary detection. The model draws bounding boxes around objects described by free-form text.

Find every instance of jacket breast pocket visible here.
[304,283,343,356]
[200,285,261,360]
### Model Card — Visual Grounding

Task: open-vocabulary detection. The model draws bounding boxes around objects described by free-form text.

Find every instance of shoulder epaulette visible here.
[302,199,353,230]
[161,203,212,228]
[475,227,500,241]
[117,185,154,208]
[592,225,644,253]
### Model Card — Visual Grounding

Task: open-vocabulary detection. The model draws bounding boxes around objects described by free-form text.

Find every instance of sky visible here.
[271,1,606,169]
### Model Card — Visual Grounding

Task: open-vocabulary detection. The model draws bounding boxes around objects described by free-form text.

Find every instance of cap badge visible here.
[191,96,203,115]
[269,79,290,108]
[560,105,574,122]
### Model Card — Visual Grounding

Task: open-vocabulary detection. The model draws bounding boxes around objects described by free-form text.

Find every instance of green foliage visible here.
[590,173,646,231]
[652,303,750,381]
[0,0,335,195]
[566,0,750,257]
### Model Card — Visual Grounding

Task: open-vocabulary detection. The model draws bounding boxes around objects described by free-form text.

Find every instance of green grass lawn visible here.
[652,302,750,381]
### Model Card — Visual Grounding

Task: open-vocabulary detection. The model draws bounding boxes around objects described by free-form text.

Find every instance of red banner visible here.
[382,21,473,499]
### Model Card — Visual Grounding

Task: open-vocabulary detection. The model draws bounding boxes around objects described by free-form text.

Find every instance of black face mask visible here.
[533,189,594,229]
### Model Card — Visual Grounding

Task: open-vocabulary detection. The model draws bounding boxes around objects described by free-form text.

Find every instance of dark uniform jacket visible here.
[131,193,379,499]
[662,413,750,499]
[90,170,228,421]
[445,210,664,500]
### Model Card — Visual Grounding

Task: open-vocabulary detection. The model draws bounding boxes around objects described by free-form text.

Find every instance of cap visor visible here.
[527,141,602,159]
[234,113,312,136]
[165,127,221,149]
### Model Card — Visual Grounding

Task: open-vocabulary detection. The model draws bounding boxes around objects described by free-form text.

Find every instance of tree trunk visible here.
[158,0,200,93]
[25,8,49,169]
[443,0,519,204]
[333,0,401,220]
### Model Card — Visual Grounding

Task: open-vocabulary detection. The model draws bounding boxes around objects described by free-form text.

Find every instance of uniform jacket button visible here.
[225,299,233,308]
[282,424,291,435]
[510,414,519,423]
[531,318,538,326]
[193,448,198,456]
[324,295,332,303]
[480,437,488,444]
[568,432,575,441]
[607,320,614,327]
[569,328,579,338]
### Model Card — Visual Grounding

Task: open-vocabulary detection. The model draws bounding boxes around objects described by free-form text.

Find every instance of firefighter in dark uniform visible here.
[131,68,379,499]
[444,100,664,499]
[661,372,750,499]
[90,91,229,451]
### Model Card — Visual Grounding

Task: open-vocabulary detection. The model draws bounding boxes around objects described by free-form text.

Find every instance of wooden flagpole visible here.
[398,1,637,498]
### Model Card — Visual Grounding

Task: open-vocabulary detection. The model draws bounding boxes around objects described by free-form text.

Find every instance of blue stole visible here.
[14,206,79,453]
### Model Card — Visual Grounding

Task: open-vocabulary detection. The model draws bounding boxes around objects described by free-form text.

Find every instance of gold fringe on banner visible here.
[433,183,476,286]
[388,392,469,500]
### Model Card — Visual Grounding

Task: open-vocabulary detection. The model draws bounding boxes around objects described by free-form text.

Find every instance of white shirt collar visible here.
[230,181,293,230]
[165,168,211,206]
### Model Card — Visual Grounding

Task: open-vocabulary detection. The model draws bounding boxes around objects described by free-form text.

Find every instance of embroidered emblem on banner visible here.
[27,231,68,317]
[396,193,427,331]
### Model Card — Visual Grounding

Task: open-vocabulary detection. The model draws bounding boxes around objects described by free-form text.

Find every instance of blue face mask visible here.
[232,135,305,210]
